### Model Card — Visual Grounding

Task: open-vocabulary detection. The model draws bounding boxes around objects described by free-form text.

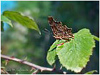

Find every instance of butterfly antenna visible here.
[44,28,53,36]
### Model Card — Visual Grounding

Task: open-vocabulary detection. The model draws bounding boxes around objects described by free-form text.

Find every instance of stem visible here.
[1,54,65,74]
[92,35,99,41]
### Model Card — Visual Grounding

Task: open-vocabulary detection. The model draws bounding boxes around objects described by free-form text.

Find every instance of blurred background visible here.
[1,1,99,74]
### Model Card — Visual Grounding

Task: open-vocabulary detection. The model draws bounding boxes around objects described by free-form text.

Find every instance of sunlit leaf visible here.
[56,29,95,72]
[46,49,57,65]
[1,15,13,27]
[85,70,97,74]
[47,40,66,65]
[3,11,41,34]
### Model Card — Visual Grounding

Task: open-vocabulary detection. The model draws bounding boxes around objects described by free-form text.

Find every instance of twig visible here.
[1,54,65,74]
[92,35,99,41]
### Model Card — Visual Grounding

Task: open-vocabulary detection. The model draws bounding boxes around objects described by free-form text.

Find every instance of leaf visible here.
[46,49,57,65]
[1,15,13,27]
[46,40,66,65]
[49,40,66,51]
[3,11,41,34]
[46,40,59,65]
[1,21,4,31]
[85,70,97,74]
[56,28,95,73]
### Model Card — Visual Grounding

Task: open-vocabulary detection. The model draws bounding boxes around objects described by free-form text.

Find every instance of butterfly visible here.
[48,16,74,41]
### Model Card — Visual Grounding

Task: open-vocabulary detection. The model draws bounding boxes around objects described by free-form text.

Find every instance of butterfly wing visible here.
[48,16,74,40]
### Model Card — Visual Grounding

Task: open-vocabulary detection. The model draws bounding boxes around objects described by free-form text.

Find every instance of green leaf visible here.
[1,21,4,31]
[46,49,57,65]
[1,15,13,27]
[49,40,66,51]
[56,28,95,73]
[85,70,97,74]
[46,40,66,65]
[3,11,41,34]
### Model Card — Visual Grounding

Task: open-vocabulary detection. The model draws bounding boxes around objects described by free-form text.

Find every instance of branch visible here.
[1,54,65,74]
[92,35,99,41]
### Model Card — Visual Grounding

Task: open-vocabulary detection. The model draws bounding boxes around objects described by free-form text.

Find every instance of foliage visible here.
[47,29,96,72]
[47,40,66,65]
[85,70,97,74]
[2,11,41,34]
[1,15,13,27]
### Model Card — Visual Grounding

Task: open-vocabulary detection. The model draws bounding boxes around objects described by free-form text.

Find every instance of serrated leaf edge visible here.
[56,29,95,73]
